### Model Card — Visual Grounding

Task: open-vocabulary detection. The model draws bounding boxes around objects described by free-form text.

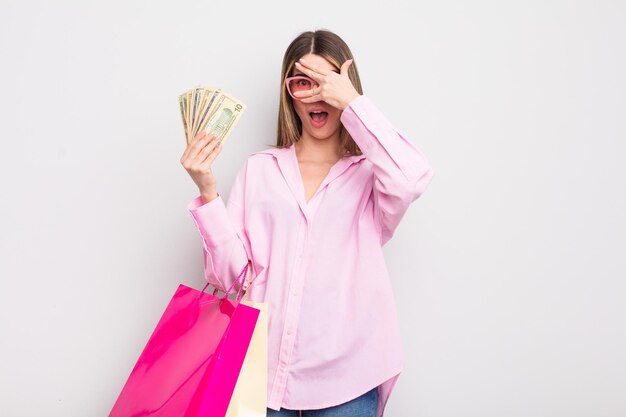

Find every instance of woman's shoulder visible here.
[234,146,287,177]
[247,145,289,158]
[243,145,291,166]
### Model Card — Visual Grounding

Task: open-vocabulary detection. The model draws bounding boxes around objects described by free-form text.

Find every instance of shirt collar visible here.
[251,143,366,162]
[250,143,366,220]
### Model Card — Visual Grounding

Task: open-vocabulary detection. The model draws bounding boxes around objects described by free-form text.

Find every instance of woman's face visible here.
[290,53,342,141]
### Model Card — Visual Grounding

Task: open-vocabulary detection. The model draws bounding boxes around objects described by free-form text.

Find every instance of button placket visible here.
[285,220,307,346]
[287,223,304,333]
[271,213,310,405]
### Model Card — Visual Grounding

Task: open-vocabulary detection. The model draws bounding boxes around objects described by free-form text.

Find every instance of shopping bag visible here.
[225,261,268,417]
[109,263,260,417]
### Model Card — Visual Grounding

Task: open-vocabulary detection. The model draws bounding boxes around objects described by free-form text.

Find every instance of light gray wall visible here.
[1,1,624,416]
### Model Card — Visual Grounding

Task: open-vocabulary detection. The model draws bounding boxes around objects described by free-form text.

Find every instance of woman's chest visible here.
[297,161,336,204]
[245,159,374,227]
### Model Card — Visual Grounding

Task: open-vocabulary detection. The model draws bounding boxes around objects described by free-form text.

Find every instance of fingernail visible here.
[299,58,306,62]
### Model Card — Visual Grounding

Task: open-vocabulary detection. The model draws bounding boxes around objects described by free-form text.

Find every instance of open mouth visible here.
[309,111,329,128]
[309,111,328,121]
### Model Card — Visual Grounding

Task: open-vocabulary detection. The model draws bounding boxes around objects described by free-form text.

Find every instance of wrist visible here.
[201,190,219,204]
[341,92,361,110]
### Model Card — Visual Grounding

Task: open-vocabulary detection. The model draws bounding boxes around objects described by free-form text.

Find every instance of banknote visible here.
[178,87,246,146]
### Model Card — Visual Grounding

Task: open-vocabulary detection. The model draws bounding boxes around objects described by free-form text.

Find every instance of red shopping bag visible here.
[109,263,259,417]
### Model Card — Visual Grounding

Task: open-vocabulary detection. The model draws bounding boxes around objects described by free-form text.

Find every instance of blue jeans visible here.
[266,386,379,417]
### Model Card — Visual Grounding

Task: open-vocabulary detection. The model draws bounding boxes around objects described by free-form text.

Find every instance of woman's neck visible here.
[294,131,344,163]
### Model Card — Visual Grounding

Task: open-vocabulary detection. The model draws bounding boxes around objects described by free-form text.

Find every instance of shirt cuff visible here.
[187,194,238,248]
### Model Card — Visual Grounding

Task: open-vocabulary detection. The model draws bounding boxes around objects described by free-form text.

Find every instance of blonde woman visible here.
[181,29,434,417]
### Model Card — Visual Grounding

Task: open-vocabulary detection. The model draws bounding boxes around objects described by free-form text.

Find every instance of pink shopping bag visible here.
[109,263,259,417]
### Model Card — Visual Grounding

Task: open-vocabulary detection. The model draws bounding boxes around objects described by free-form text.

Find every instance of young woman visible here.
[181,29,434,417]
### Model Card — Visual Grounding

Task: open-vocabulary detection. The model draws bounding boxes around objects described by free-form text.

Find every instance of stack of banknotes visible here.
[178,87,247,145]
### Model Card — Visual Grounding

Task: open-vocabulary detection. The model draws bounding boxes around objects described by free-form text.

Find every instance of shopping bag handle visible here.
[199,262,249,302]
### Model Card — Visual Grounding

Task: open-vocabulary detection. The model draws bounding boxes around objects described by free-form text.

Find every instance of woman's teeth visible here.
[309,111,328,121]
[308,111,329,128]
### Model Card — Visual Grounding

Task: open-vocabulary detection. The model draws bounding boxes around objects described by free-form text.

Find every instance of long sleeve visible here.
[340,95,435,245]
[186,158,251,293]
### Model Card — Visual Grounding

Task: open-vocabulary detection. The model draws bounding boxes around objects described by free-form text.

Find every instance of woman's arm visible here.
[340,95,435,245]
[187,159,251,293]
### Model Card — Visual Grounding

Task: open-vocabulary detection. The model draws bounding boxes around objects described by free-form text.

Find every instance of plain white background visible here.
[1,0,624,416]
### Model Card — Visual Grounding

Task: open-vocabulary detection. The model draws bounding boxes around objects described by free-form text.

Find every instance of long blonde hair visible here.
[276,29,364,156]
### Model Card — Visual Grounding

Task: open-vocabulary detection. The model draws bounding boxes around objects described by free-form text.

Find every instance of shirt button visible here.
[286,329,292,335]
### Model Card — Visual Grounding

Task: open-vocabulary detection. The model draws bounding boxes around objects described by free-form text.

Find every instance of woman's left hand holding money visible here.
[293,58,361,110]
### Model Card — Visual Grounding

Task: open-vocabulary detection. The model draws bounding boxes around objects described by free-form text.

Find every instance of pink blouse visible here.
[187,94,434,417]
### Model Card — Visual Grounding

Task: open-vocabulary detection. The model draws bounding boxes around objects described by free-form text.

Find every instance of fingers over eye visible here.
[295,62,322,80]
[294,62,310,75]
[299,58,331,76]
